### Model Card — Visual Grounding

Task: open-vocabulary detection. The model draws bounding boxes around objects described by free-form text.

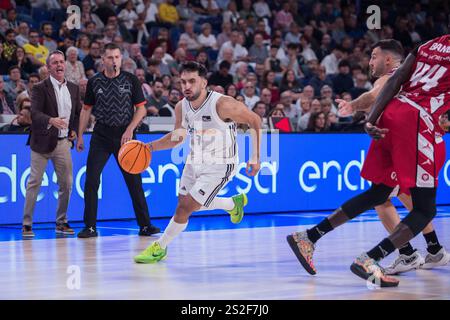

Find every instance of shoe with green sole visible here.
[226,193,248,224]
[134,241,167,264]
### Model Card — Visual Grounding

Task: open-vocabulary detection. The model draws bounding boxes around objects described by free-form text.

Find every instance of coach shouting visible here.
[76,43,159,238]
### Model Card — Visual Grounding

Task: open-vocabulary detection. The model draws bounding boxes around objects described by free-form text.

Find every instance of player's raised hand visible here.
[246,161,260,177]
[335,99,354,117]
[364,122,389,140]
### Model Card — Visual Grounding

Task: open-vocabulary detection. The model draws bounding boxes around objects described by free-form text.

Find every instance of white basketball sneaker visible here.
[384,250,425,275]
[420,247,450,269]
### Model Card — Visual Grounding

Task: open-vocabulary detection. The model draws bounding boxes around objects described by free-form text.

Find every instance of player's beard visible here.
[185,88,201,101]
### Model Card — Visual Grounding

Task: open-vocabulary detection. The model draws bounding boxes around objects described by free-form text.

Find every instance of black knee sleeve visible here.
[341,183,394,219]
[401,188,437,235]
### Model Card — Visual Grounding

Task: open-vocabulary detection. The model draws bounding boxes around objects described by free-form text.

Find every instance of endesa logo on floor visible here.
[1,134,449,224]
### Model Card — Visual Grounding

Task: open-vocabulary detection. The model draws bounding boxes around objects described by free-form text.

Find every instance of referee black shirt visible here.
[84,71,146,126]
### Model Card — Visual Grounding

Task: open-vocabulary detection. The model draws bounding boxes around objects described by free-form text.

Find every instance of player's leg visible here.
[197,194,248,224]
[351,187,437,287]
[134,193,201,264]
[377,198,425,274]
[287,183,394,275]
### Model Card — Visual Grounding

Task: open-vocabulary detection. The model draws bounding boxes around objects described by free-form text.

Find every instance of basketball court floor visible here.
[1,208,450,300]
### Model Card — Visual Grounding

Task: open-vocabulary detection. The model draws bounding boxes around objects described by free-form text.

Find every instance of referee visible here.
[76,43,159,238]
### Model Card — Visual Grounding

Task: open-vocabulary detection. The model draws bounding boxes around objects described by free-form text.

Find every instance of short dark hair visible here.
[219,60,231,70]
[103,43,122,54]
[28,73,40,80]
[338,60,350,68]
[5,28,16,36]
[179,61,208,78]
[8,65,20,74]
[152,77,163,86]
[372,39,404,59]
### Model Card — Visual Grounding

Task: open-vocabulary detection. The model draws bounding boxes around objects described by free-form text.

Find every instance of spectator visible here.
[1,98,32,132]
[145,58,161,83]
[268,104,287,118]
[135,68,152,103]
[169,48,188,76]
[146,78,167,116]
[239,0,256,20]
[137,0,159,28]
[196,49,211,70]
[297,98,321,131]
[217,30,248,63]
[285,22,301,45]
[80,0,104,33]
[38,65,49,80]
[281,43,303,78]
[225,83,237,98]
[253,0,271,19]
[217,21,232,49]
[208,60,233,88]
[264,44,285,74]
[320,46,345,75]
[23,30,49,67]
[235,94,245,104]
[274,1,293,32]
[213,85,225,94]
[260,87,272,108]
[332,60,354,95]
[304,111,328,132]
[279,90,300,124]
[308,64,333,96]
[65,47,86,85]
[349,73,369,99]
[82,41,101,77]
[5,65,26,102]
[15,22,30,47]
[252,100,267,119]
[158,0,180,25]
[16,73,40,110]
[176,0,197,22]
[118,0,139,30]
[3,29,18,61]
[159,88,181,117]
[76,34,91,62]
[129,43,148,70]
[10,47,35,79]
[280,69,302,93]
[41,22,57,53]
[242,80,259,109]
[179,20,202,52]
[200,0,221,16]
[0,76,15,114]
[262,70,279,104]
[249,32,269,64]
[223,1,240,25]
[198,23,218,50]
[300,35,318,62]
[151,46,171,75]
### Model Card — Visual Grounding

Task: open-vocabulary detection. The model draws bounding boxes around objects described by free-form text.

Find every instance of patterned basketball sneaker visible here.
[350,253,399,287]
[134,242,167,264]
[420,247,450,269]
[384,250,425,275]
[286,231,316,275]
[226,193,248,224]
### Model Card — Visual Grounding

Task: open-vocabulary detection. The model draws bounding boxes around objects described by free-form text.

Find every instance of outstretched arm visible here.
[336,75,389,116]
[148,101,186,151]
[217,96,261,176]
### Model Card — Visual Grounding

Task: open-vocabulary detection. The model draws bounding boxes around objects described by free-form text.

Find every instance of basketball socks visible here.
[367,238,396,261]
[398,242,415,256]
[306,218,334,244]
[157,217,187,249]
[423,231,442,255]
[198,197,235,211]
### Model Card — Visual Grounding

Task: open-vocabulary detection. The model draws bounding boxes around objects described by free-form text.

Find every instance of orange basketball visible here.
[118,140,151,174]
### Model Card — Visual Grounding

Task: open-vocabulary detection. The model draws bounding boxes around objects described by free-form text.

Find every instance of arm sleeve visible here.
[130,74,146,107]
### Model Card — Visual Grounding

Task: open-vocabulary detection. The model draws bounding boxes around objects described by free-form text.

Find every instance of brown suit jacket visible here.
[29,78,81,154]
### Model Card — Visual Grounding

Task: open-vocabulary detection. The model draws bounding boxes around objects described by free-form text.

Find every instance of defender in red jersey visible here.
[286,35,450,287]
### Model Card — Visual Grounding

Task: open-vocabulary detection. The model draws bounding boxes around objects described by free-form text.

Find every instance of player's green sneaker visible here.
[134,241,167,264]
[226,193,248,224]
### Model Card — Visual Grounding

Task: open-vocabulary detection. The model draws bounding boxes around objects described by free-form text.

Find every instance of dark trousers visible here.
[83,123,151,227]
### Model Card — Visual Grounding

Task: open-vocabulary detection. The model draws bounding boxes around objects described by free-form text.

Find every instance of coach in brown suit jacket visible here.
[22,50,81,238]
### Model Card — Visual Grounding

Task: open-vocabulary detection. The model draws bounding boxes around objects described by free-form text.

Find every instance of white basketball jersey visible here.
[181,91,238,165]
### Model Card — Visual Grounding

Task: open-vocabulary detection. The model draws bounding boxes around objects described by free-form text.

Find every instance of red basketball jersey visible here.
[399,35,450,120]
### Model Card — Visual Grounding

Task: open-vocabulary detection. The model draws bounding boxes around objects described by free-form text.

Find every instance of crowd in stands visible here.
[1,0,449,133]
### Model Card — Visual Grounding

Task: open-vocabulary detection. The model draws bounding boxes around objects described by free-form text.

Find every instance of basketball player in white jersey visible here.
[336,39,449,274]
[134,62,261,263]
